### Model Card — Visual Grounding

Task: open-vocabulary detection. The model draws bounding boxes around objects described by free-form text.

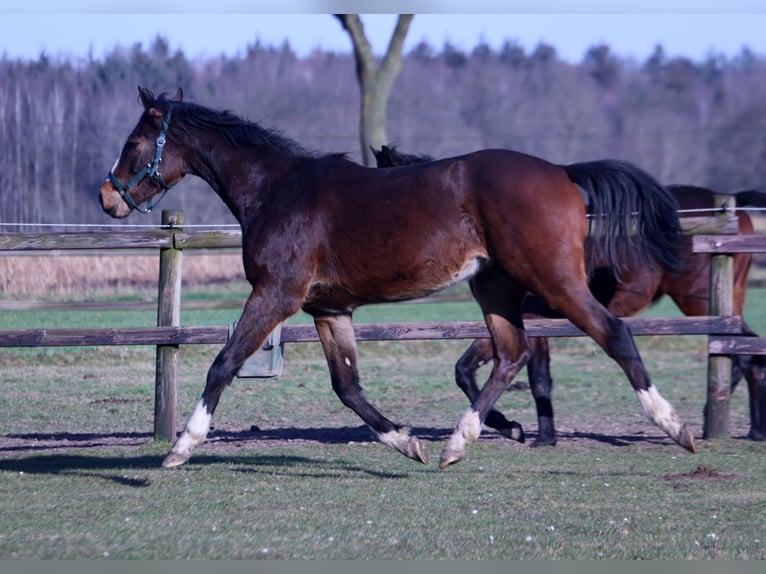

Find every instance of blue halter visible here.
[107,108,174,214]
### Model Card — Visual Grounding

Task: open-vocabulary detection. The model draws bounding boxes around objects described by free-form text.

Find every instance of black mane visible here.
[151,91,328,158]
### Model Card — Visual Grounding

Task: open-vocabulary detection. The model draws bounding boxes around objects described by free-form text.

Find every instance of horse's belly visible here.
[356,253,487,302]
[303,254,487,314]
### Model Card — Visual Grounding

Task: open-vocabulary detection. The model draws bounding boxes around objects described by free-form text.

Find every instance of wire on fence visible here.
[2,205,765,229]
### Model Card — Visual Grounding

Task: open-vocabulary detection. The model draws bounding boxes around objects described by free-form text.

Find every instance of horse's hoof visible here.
[162,452,190,468]
[438,447,464,469]
[747,428,766,441]
[404,436,429,465]
[380,429,429,464]
[495,421,526,443]
[485,411,525,443]
[529,436,557,448]
[510,422,525,443]
[676,424,696,453]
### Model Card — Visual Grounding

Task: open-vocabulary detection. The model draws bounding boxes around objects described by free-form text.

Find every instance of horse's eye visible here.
[123,141,139,153]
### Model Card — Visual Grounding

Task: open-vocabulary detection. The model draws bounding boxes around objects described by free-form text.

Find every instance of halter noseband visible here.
[108,108,174,214]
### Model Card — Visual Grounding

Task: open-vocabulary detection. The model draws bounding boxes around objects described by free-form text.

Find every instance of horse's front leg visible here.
[455,339,525,442]
[162,288,298,468]
[441,274,530,468]
[313,313,429,464]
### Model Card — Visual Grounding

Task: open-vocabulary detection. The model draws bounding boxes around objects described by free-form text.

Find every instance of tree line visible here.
[2,35,766,228]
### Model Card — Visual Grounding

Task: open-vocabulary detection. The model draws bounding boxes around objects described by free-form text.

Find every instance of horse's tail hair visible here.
[564,159,682,275]
[734,189,766,209]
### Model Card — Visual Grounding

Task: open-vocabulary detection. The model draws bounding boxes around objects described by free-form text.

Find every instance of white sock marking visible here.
[171,399,211,457]
[378,428,411,451]
[636,386,682,436]
[457,408,482,442]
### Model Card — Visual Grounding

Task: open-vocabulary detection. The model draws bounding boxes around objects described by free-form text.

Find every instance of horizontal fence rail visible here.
[0,316,747,348]
[0,217,740,254]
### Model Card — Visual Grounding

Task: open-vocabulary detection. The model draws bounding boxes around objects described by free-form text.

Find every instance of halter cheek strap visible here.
[107,108,174,214]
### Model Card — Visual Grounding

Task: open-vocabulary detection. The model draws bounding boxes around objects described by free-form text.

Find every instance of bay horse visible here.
[100,87,696,470]
[374,145,766,445]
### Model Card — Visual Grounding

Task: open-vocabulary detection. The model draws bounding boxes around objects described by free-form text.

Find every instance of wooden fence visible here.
[2,205,766,444]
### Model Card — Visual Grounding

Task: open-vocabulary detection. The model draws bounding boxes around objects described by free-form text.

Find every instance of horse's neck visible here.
[184,136,285,223]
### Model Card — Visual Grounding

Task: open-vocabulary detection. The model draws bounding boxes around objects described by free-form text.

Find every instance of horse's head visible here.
[100,86,185,218]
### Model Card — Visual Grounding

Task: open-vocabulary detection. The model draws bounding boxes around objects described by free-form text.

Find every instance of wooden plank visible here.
[282,316,744,342]
[709,336,766,355]
[693,234,766,254]
[679,214,739,235]
[0,230,173,251]
[0,326,230,347]
[0,316,744,348]
[173,230,243,249]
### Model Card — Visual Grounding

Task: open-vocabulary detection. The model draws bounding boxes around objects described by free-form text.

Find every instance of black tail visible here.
[735,189,766,209]
[564,159,682,275]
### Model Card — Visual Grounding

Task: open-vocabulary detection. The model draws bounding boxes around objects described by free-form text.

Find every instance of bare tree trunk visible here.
[335,14,413,166]
[13,85,23,223]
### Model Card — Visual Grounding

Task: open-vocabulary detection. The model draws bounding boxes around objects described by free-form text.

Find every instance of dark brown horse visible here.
[374,145,766,444]
[100,88,695,469]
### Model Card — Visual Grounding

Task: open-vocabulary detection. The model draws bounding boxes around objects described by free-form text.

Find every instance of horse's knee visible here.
[497,347,531,382]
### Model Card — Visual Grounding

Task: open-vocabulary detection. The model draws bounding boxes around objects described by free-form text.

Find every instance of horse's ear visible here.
[138,86,155,110]
[170,88,184,103]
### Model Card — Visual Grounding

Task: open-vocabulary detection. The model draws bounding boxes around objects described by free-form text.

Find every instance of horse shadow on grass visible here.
[0,451,338,487]
[0,424,705,487]
[0,425,437,484]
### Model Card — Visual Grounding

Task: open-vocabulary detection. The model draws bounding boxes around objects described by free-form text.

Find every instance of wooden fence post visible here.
[703,195,735,439]
[155,209,184,441]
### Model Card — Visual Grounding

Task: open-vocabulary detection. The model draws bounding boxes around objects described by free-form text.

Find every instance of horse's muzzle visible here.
[99,180,132,218]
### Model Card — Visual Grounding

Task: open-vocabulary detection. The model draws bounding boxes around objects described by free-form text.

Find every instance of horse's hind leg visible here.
[441,272,530,468]
[551,289,696,452]
[455,339,525,442]
[313,313,428,464]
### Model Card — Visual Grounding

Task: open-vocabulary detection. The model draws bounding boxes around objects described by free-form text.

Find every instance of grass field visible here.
[1,286,765,558]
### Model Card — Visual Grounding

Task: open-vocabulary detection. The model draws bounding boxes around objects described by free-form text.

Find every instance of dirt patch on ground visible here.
[661,464,741,482]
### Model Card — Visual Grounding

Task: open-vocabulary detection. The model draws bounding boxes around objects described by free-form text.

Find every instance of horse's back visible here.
[305,149,586,308]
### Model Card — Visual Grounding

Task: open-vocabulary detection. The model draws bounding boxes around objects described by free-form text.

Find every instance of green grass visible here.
[1,287,765,558]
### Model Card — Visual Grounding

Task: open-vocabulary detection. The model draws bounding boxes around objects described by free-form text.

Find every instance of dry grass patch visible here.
[0,253,245,298]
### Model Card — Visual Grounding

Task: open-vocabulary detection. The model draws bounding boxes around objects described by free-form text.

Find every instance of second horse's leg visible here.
[455,339,525,442]
[526,336,558,447]
[441,271,530,468]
